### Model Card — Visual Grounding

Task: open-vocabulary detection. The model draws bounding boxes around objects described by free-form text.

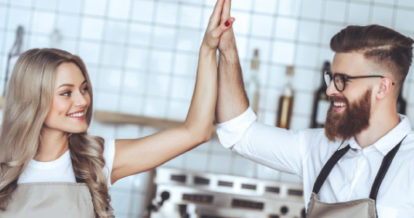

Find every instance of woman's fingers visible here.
[202,0,234,49]
[209,0,225,27]
[211,17,235,39]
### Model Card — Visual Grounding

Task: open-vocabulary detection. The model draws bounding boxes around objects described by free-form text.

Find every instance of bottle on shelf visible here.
[276,66,295,129]
[246,48,261,114]
[310,61,331,128]
[397,86,406,114]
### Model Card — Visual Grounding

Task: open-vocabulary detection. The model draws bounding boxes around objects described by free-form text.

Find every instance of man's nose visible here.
[326,79,339,96]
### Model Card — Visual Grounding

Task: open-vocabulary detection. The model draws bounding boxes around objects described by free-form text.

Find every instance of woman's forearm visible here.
[110,0,235,180]
[183,45,218,142]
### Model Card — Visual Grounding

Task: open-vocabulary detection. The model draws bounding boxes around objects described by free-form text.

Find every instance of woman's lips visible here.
[67,111,86,120]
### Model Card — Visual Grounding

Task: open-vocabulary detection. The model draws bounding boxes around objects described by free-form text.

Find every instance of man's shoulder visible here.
[298,128,343,158]
[298,128,330,145]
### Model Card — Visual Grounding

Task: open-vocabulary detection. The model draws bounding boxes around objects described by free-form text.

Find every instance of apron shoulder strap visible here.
[312,145,351,194]
[369,136,406,200]
[76,177,86,183]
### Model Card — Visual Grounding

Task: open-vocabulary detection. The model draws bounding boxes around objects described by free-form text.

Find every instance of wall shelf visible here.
[93,110,183,129]
[94,110,217,134]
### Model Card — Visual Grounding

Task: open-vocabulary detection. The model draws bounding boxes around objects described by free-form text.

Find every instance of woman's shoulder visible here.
[102,138,115,159]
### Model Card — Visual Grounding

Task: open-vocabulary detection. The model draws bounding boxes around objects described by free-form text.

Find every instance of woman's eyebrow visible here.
[57,80,87,88]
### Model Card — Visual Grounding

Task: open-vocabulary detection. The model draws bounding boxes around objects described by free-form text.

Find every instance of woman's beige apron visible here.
[307,138,404,218]
[0,178,94,218]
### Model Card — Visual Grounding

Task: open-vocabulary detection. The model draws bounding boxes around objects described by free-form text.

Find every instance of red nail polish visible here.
[225,20,230,27]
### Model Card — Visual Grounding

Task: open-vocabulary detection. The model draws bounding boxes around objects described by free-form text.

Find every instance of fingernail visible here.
[225,20,230,27]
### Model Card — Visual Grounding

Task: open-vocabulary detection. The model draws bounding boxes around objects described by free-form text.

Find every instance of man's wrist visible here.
[219,49,239,63]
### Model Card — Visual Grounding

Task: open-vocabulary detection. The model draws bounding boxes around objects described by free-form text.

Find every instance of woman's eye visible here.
[82,86,89,93]
[60,91,71,97]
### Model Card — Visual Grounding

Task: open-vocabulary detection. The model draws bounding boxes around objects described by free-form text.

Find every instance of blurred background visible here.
[1,0,414,217]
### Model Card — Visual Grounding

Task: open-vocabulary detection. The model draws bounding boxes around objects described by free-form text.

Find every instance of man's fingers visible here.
[221,0,231,22]
[212,18,235,39]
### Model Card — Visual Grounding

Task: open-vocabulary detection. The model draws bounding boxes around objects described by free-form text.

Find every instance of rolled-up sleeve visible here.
[216,107,306,176]
[216,107,257,148]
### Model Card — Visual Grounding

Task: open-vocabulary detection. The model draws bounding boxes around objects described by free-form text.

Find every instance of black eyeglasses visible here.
[324,71,388,92]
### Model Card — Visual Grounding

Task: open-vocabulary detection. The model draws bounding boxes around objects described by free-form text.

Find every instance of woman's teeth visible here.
[68,112,84,117]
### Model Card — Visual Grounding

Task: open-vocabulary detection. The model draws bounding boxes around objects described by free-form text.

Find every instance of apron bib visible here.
[0,180,94,218]
[307,137,404,218]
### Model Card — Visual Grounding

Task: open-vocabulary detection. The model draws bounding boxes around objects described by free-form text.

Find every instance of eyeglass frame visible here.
[323,71,394,92]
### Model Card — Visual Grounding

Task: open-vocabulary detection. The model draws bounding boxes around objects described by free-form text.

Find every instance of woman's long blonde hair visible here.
[0,48,113,217]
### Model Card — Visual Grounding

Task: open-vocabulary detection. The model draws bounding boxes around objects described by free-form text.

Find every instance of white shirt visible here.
[216,108,414,218]
[18,139,116,187]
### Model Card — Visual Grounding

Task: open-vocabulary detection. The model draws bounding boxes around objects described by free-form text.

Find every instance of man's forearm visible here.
[216,47,249,123]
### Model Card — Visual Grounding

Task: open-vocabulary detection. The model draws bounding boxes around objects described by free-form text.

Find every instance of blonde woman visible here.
[0,0,234,217]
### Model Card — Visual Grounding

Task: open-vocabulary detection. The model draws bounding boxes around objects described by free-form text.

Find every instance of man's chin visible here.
[325,128,342,142]
[324,89,372,143]
[332,106,346,113]
[324,131,350,142]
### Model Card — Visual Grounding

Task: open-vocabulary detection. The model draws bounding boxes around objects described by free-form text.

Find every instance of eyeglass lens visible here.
[334,74,345,91]
[323,72,331,87]
[324,71,345,91]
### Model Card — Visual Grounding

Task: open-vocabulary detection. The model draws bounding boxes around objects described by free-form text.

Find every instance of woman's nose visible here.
[74,92,89,107]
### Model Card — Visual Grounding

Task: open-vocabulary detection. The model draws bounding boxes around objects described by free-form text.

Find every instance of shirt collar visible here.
[347,114,411,155]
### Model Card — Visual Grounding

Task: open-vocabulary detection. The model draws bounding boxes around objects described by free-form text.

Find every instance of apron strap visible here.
[369,136,406,200]
[312,145,351,194]
[76,177,86,183]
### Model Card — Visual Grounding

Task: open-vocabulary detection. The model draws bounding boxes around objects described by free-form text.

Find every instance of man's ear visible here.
[376,78,394,100]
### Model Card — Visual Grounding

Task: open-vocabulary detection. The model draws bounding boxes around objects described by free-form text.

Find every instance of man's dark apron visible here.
[307,138,404,218]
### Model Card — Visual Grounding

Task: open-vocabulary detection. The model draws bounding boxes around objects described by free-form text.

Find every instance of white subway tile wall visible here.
[1,0,414,217]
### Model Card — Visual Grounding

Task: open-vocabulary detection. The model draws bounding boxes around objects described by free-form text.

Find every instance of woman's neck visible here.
[35,129,69,162]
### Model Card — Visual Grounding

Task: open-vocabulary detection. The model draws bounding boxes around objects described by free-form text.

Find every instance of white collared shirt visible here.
[216,107,414,218]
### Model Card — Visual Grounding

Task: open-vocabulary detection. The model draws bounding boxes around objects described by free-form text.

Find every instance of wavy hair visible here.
[0,48,113,217]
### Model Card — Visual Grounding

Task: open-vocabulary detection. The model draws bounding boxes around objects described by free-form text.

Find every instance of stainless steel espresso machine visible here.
[148,167,306,218]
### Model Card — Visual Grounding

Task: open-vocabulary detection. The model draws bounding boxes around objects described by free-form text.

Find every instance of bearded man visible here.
[215,12,414,218]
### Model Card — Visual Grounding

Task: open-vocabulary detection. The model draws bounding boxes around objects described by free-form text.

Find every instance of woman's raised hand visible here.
[110,0,233,183]
[202,0,235,50]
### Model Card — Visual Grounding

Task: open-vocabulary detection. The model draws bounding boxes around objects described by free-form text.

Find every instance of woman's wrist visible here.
[199,43,217,56]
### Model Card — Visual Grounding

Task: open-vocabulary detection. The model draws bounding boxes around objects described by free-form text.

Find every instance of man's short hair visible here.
[330,24,413,90]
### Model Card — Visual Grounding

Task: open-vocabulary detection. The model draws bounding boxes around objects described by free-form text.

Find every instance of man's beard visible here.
[325,89,372,142]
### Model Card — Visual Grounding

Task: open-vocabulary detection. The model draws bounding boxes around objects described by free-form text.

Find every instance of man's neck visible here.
[355,111,400,148]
